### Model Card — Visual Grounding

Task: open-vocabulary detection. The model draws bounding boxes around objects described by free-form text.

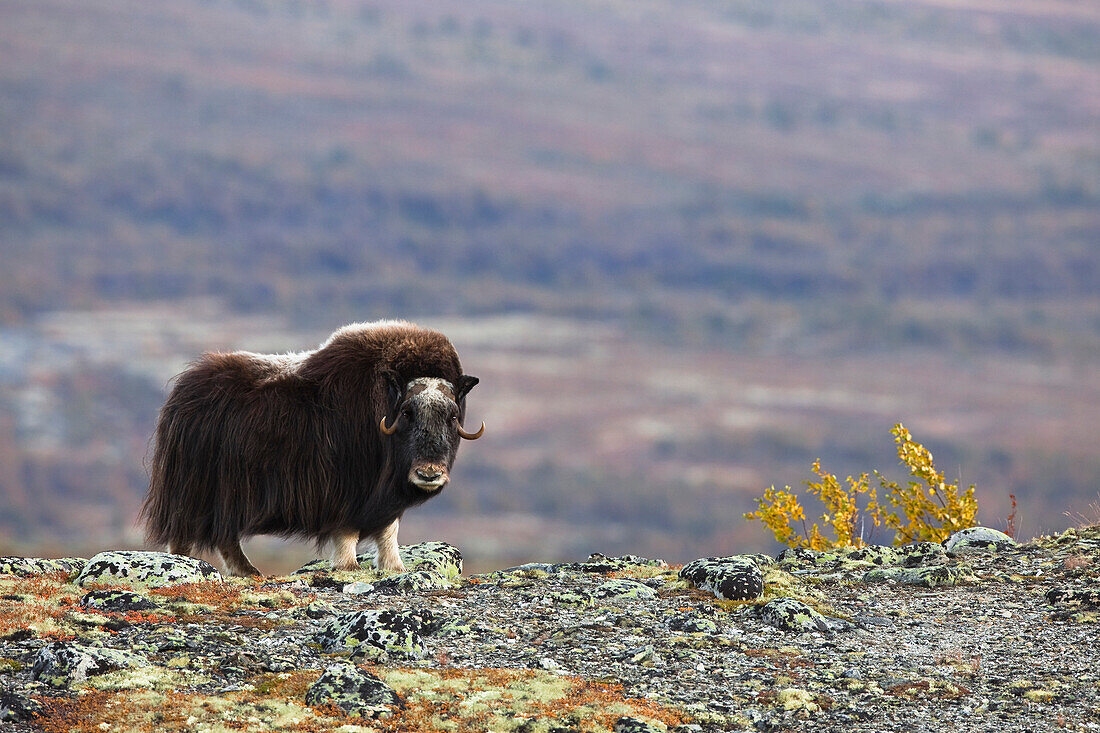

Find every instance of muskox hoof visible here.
[376,559,408,574]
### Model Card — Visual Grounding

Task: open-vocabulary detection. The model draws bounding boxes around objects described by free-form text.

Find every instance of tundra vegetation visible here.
[745,424,981,550]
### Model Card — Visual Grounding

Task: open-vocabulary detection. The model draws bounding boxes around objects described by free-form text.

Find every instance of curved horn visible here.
[379,415,399,436]
[457,421,485,440]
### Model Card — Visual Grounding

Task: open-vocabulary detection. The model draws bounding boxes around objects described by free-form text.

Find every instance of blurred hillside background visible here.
[1,0,1097,572]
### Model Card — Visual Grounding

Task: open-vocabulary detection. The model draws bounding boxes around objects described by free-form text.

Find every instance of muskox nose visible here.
[415,467,443,482]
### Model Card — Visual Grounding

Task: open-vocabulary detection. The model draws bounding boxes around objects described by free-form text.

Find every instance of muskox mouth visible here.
[409,464,449,492]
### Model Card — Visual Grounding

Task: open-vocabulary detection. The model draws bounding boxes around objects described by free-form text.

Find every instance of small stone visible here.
[303,600,337,619]
[614,716,666,733]
[666,611,719,635]
[539,589,593,607]
[342,582,375,595]
[624,644,659,665]
[538,657,563,671]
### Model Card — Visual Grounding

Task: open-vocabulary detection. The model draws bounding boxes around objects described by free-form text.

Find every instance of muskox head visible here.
[379,374,482,492]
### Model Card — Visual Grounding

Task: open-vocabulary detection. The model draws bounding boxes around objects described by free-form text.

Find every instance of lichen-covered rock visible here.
[594,579,658,601]
[295,541,463,578]
[615,715,666,732]
[80,589,158,613]
[305,662,404,718]
[75,551,221,589]
[31,642,147,688]
[759,598,846,634]
[944,527,1017,555]
[0,689,42,723]
[895,541,948,567]
[679,556,764,601]
[1046,588,1100,608]
[864,565,974,588]
[362,541,463,577]
[317,609,435,659]
[373,569,455,594]
[301,599,337,619]
[666,610,719,635]
[0,557,86,577]
[567,553,669,574]
[537,588,594,607]
[838,545,901,566]
[776,547,840,569]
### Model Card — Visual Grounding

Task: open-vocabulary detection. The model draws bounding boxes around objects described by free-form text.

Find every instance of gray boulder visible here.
[0,557,86,577]
[80,589,158,613]
[31,642,146,688]
[75,551,221,589]
[863,565,974,588]
[944,527,1016,555]
[317,609,435,660]
[594,579,659,602]
[0,690,42,723]
[759,598,848,634]
[679,556,764,601]
[295,541,463,578]
[305,662,404,718]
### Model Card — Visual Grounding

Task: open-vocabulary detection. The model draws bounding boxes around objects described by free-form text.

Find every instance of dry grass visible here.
[30,665,687,733]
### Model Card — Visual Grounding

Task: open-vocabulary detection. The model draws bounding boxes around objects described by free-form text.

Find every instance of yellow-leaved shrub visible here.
[744,423,979,549]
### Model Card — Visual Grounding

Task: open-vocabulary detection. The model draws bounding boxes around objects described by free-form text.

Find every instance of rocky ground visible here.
[1,526,1098,732]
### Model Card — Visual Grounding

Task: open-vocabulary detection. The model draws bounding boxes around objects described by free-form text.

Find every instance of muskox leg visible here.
[217,539,262,577]
[369,518,406,573]
[168,541,192,557]
[329,528,361,571]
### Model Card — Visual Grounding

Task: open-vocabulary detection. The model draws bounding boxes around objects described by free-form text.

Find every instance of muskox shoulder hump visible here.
[303,321,462,386]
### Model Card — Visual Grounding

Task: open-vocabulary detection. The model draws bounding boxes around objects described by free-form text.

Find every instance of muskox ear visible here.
[455,374,479,403]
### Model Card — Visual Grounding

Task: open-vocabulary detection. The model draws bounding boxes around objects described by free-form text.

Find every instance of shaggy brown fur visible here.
[140,321,479,575]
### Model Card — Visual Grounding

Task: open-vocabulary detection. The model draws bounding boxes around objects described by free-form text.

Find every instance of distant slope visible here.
[1,0,1097,355]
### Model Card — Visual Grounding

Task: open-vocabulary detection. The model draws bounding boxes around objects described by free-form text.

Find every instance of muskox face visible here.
[380,375,482,492]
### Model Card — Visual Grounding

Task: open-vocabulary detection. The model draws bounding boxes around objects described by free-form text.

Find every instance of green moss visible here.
[1023,688,1057,703]
[84,664,211,692]
[776,687,819,711]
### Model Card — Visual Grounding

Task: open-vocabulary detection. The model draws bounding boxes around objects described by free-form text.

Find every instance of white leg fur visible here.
[370,519,406,573]
[330,528,361,571]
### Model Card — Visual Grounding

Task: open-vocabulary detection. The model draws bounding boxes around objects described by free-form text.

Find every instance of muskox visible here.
[140,320,483,576]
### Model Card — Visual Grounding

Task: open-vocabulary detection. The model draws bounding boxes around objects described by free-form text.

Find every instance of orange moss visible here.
[374,667,687,732]
[0,572,78,640]
[5,571,73,597]
[148,581,245,609]
[245,670,324,700]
